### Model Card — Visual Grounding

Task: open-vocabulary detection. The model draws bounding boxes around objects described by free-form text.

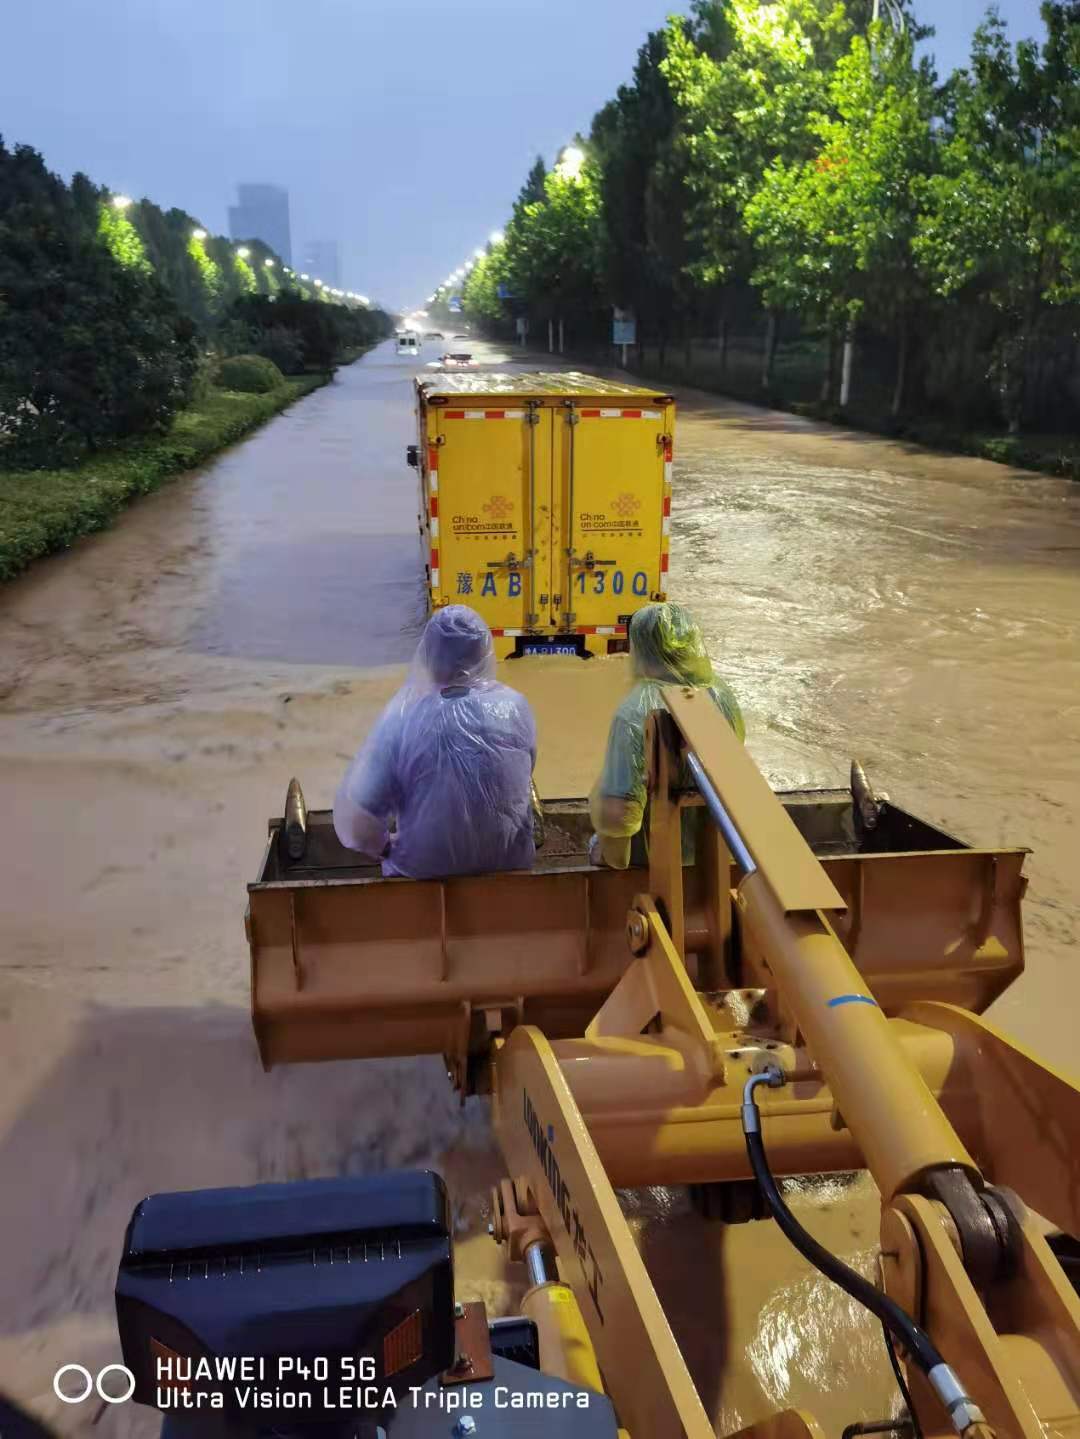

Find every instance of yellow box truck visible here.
[408,372,675,658]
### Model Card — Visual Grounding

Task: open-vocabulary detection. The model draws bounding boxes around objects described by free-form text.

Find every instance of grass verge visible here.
[0,375,328,583]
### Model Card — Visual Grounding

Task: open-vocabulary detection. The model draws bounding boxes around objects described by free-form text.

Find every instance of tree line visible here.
[0,139,392,465]
[453,0,1080,436]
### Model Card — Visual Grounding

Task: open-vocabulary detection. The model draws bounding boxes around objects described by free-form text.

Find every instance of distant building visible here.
[228,183,291,266]
[302,239,340,289]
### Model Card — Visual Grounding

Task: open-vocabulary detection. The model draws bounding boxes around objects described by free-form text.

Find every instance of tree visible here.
[502,156,604,349]
[914,4,1080,431]
[744,24,936,409]
[223,289,391,372]
[591,29,690,358]
[0,140,199,464]
[462,249,509,328]
[516,157,548,210]
[661,0,858,381]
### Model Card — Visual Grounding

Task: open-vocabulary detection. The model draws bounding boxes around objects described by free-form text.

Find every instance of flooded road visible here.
[1,338,1078,1435]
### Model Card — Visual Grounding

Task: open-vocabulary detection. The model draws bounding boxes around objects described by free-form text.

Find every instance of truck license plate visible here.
[522,642,579,657]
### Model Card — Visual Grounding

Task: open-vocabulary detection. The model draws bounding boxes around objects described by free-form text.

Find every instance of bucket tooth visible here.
[283,778,308,861]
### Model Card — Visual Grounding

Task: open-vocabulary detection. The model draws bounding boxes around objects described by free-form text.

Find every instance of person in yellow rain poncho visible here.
[589,602,744,869]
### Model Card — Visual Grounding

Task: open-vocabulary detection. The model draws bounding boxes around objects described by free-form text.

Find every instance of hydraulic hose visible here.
[741,1069,985,1436]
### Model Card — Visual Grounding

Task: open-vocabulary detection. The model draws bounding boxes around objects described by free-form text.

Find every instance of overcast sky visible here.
[4,0,1048,309]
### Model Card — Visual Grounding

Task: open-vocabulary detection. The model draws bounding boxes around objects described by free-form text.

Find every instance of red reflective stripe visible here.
[490,629,504,637]
[444,410,465,419]
[663,496,671,517]
[485,409,506,419]
[430,548,439,567]
[615,625,627,635]
[663,437,674,461]
[622,409,642,418]
[429,495,438,517]
[660,553,669,573]
[580,409,601,418]
[578,626,596,634]
[427,446,439,469]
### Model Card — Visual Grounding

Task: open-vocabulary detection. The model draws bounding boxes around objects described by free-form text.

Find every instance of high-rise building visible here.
[302,239,340,289]
[228,183,292,266]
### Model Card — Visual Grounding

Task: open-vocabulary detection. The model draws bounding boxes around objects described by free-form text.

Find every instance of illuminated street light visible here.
[555,143,586,180]
[237,246,251,258]
[872,0,906,28]
[300,271,309,279]
[192,228,207,241]
[264,258,275,268]
[111,195,133,210]
[489,230,504,246]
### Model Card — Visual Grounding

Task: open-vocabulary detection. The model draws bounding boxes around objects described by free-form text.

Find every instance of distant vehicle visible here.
[425,330,444,340]
[451,333,469,340]
[396,334,420,357]
[430,351,474,368]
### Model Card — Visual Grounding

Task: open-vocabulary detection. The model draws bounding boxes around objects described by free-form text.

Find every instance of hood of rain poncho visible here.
[591,603,745,842]
[333,606,536,879]
[628,602,715,686]
[412,603,497,690]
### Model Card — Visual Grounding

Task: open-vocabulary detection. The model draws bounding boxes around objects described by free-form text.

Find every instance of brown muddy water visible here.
[1,339,1077,1436]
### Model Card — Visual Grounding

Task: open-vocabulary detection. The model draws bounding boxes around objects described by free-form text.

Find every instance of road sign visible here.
[612,307,636,345]
[448,295,463,313]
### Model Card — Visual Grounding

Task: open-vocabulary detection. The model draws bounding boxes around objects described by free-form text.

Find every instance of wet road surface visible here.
[1,337,1078,1435]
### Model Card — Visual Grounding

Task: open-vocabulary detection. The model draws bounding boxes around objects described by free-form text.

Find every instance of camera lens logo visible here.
[53,1364,136,1404]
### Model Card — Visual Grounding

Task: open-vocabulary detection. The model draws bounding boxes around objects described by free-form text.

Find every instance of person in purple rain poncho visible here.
[333,605,537,879]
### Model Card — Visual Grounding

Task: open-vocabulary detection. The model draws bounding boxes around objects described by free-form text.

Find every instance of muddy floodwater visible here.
[2,339,1078,1436]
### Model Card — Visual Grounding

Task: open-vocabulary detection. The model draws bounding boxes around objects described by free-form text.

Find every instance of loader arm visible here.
[487,689,1080,1439]
[248,699,1079,1437]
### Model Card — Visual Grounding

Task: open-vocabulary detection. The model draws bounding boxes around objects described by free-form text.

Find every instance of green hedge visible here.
[0,376,326,581]
[212,353,285,393]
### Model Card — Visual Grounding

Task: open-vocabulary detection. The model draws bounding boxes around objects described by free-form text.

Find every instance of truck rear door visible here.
[427,402,553,635]
[559,402,667,632]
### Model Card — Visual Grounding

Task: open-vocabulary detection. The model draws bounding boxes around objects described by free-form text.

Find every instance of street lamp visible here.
[192,228,207,241]
[555,143,585,180]
[237,246,251,258]
[871,0,906,27]
[111,195,133,210]
[264,258,275,268]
